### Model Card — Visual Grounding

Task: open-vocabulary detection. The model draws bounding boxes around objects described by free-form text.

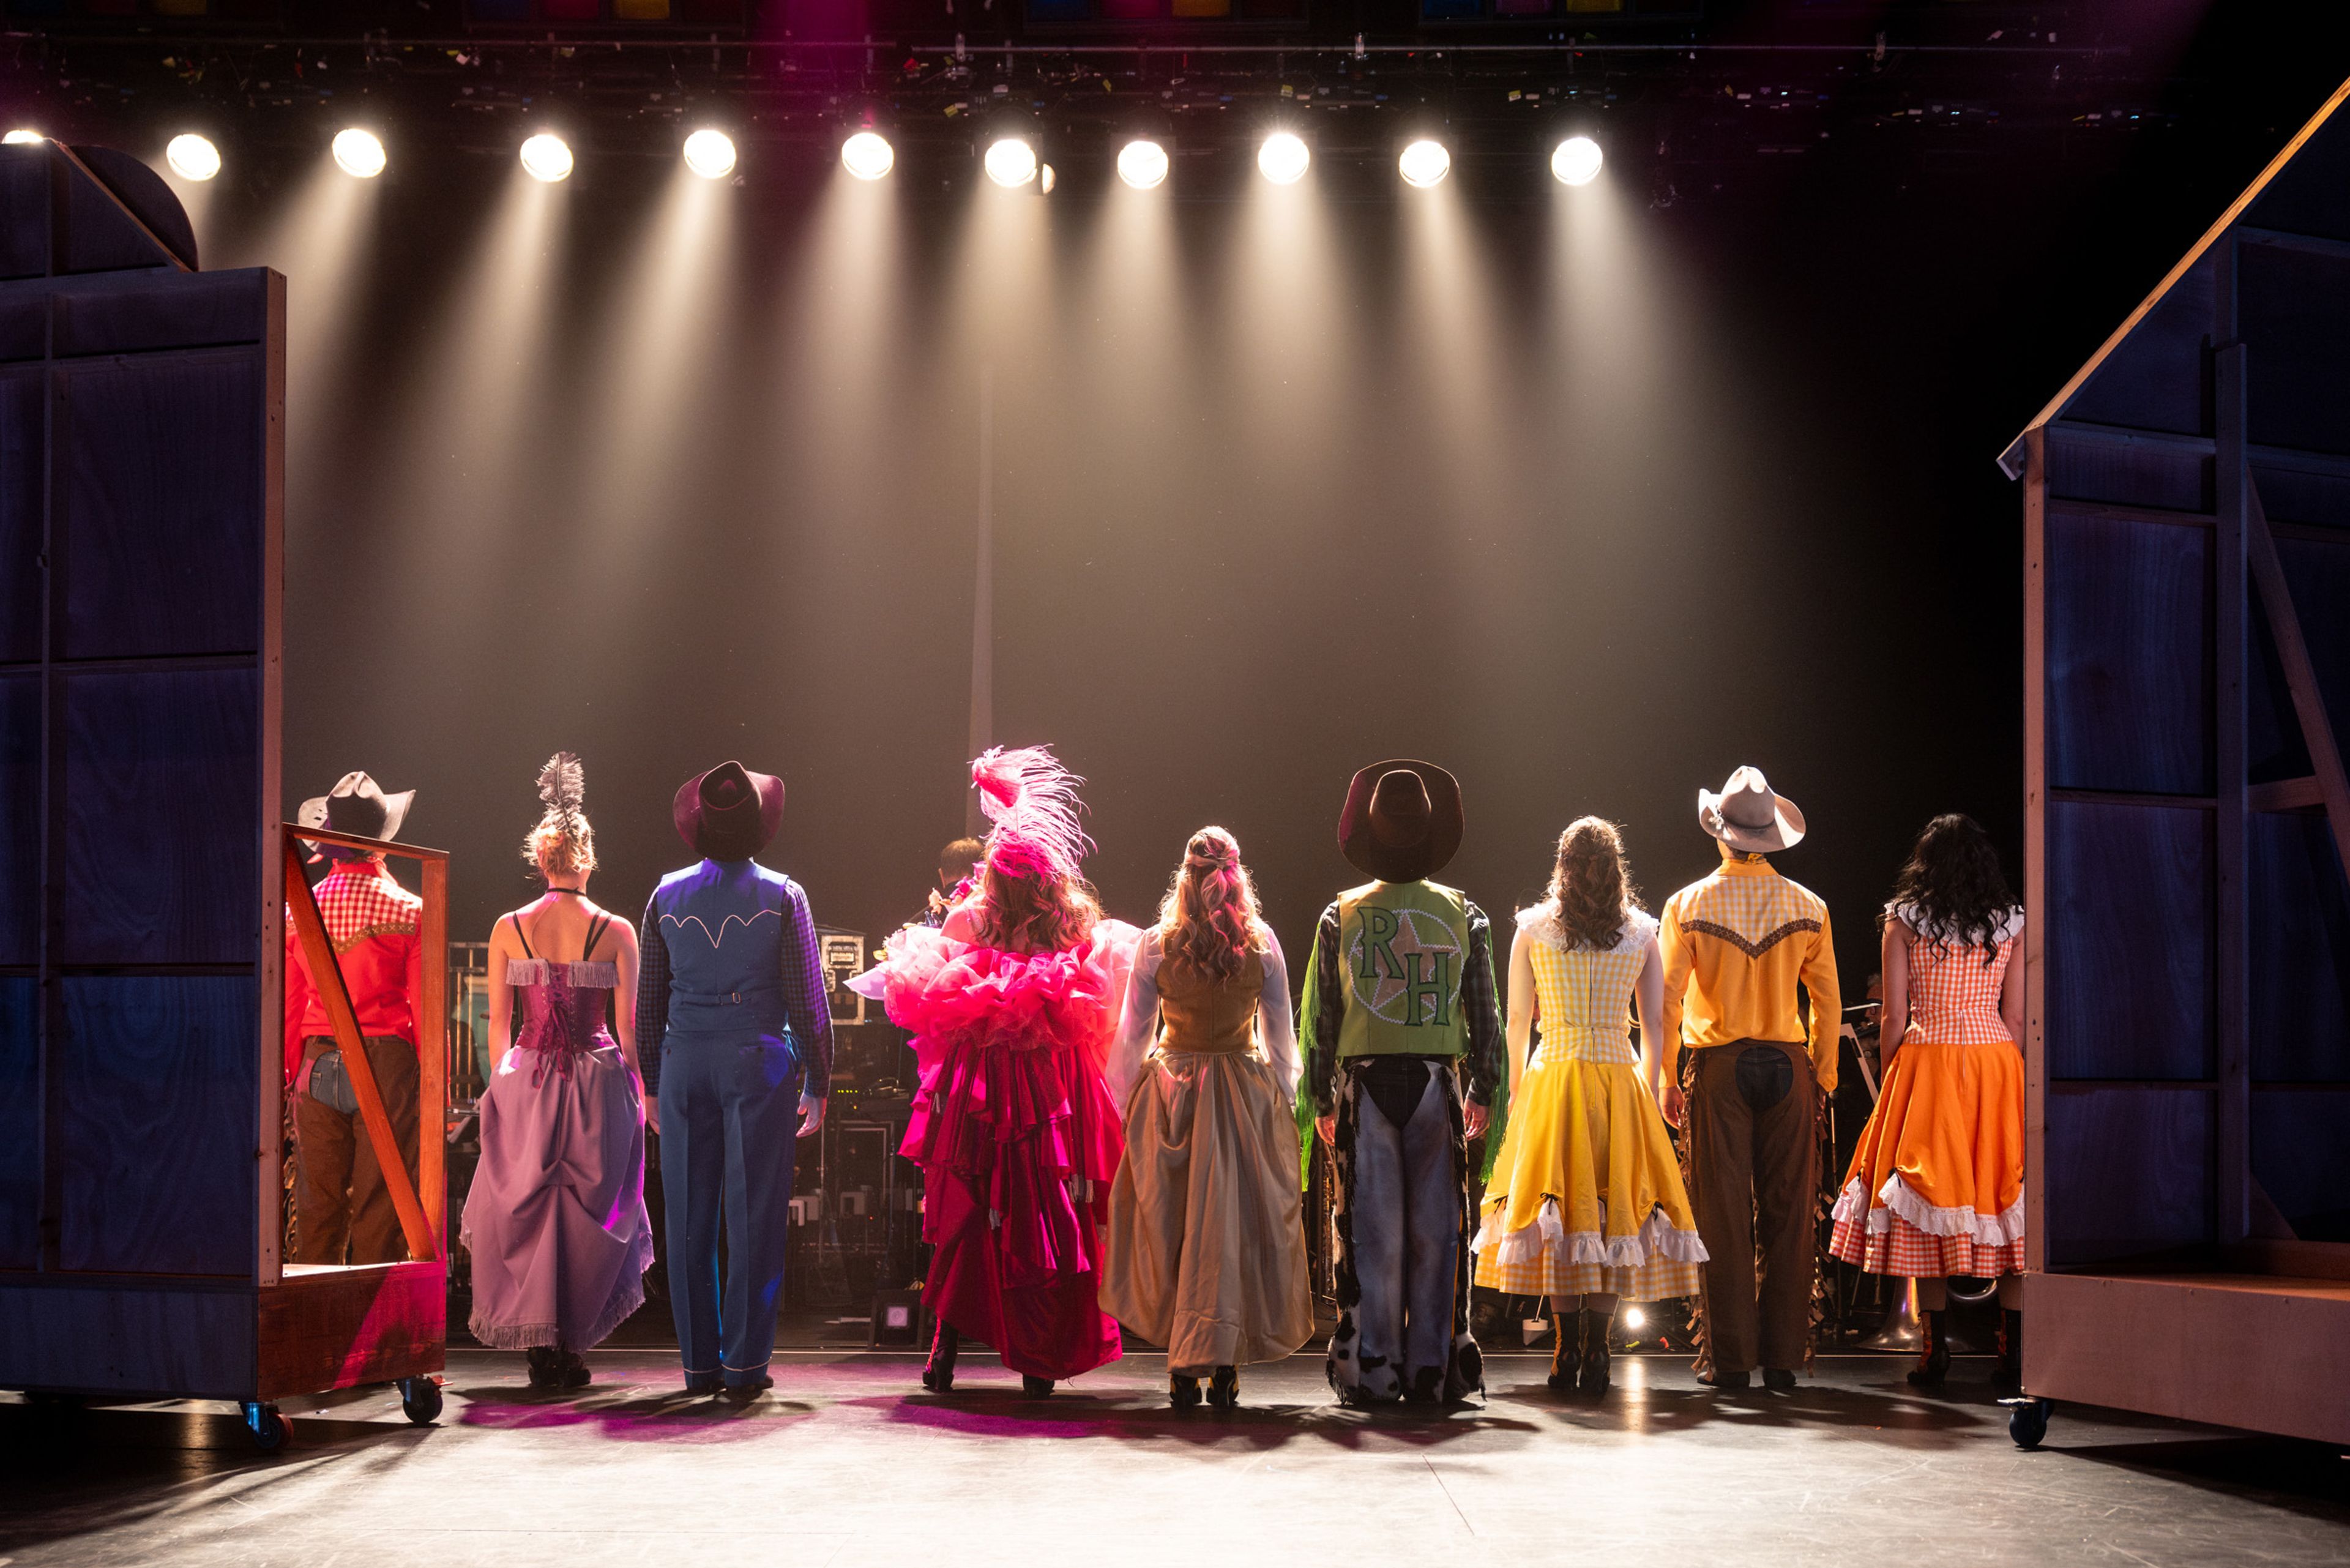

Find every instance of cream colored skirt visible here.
[1102,1050,1315,1375]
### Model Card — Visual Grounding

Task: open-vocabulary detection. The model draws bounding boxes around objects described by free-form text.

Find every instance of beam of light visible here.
[1257,131,1309,185]
[1397,160,1512,514]
[207,153,382,572]
[841,130,893,181]
[4,130,42,145]
[1073,127,1191,525]
[984,137,1037,189]
[332,128,386,179]
[1116,138,1168,190]
[1399,139,1452,189]
[1552,135,1604,187]
[165,133,220,181]
[570,166,736,567]
[1222,139,1352,513]
[520,132,573,183]
[1623,1306,1648,1331]
[371,168,564,624]
[683,128,736,180]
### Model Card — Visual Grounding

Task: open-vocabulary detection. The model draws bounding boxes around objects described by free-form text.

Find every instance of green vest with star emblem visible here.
[1335,879,1472,1060]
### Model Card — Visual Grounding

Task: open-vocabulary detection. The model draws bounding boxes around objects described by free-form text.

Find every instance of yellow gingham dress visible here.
[1471,906,1707,1301]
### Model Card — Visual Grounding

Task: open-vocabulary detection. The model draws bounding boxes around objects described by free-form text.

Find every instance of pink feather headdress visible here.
[971,745,1092,885]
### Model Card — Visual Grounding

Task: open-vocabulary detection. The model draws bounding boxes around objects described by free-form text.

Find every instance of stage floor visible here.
[4,1350,2345,1566]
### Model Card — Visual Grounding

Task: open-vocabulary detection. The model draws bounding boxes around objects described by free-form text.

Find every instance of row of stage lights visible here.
[6,123,1605,191]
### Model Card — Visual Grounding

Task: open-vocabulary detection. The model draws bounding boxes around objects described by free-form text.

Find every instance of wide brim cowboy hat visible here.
[1338,759,1464,884]
[1698,764,1807,854]
[298,771,414,844]
[674,760,785,861]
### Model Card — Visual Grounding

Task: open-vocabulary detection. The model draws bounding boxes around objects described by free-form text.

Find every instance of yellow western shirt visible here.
[1658,851,1841,1092]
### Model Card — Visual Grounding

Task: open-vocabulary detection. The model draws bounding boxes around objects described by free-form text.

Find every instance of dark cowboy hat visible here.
[673,761,785,861]
[298,771,415,843]
[1338,760,1464,884]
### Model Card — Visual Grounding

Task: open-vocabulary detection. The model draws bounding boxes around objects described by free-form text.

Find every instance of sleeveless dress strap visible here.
[581,911,613,964]
[510,910,537,960]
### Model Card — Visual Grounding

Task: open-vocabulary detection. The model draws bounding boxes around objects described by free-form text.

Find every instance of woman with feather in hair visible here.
[461,753,654,1389]
[850,746,1143,1397]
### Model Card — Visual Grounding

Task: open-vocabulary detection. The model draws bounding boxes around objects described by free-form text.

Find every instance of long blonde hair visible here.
[1545,816,1638,950]
[1157,826,1266,981]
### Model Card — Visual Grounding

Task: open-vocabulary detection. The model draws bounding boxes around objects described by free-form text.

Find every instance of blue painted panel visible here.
[59,976,255,1277]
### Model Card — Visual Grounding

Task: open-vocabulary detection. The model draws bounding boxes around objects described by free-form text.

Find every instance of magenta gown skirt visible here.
[850,921,1140,1381]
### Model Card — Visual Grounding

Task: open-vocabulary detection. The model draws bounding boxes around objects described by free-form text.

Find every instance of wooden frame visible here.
[2004,77,2350,1449]
[0,143,446,1430]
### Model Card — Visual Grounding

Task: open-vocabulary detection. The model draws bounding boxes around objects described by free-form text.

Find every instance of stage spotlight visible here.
[165,133,221,182]
[1551,135,1604,187]
[1258,131,1310,186]
[1040,163,1056,195]
[520,132,574,184]
[1623,1305,1647,1331]
[332,128,386,179]
[1117,138,1169,190]
[683,129,736,180]
[4,130,42,146]
[841,130,894,181]
[983,136,1037,189]
[1398,138,1451,189]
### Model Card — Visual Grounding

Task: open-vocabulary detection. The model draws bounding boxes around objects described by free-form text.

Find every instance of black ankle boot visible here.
[1207,1366,1239,1408]
[922,1321,960,1393]
[1169,1372,1203,1409]
[1907,1309,1950,1388]
[525,1346,560,1389]
[1547,1310,1581,1393]
[1576,1309,1612,1397]
[1993,1309,2023,1394]
[1021,1375,1055,1398]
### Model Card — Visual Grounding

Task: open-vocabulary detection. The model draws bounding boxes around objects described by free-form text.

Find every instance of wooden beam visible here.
[2048,419,2350,483]
[2049,787,2217,811]
[281,842,434,1264]
[2238,225,2350,264]
[2045,496,2349,546]
[2248,485,2350,892]
[416,858,449,1260]
[2248,775,2325,813]
[2214,334,2250,1249]
[2023,426,2048,1277]
[1997,73,2350,477]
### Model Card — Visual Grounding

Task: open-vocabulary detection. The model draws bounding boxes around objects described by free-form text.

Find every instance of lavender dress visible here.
[462,911,655,1353]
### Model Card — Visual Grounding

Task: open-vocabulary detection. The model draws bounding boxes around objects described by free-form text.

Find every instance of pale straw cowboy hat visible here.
[1697,765,1807,854]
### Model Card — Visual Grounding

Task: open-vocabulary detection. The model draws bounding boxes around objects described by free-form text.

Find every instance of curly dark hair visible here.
[1545,817,1642,951]
[1886,813,2019,966]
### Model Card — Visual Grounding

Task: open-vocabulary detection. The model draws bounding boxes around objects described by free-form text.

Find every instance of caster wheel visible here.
[241,1401,290,1451]
[2001,1395,2052,1450]
[398,1376,444,1426]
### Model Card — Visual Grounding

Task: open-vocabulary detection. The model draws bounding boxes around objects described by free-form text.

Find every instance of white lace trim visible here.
[1833,1173,2024,1247]
[1470,1195,1709,1268]
[1515,902,1658,956]
[1887,902,2024,949]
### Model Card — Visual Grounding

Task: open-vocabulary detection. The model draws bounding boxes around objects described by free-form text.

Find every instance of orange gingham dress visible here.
[1829,903,2026,1278]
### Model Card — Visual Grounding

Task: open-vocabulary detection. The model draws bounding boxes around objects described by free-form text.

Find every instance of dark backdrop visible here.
[171,24,2350,986]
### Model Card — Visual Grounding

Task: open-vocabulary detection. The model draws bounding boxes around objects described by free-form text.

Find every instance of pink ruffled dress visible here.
[851,919,1141,1381]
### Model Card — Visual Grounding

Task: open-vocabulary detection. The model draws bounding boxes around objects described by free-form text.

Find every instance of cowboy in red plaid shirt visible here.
[284,773,425,1266]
